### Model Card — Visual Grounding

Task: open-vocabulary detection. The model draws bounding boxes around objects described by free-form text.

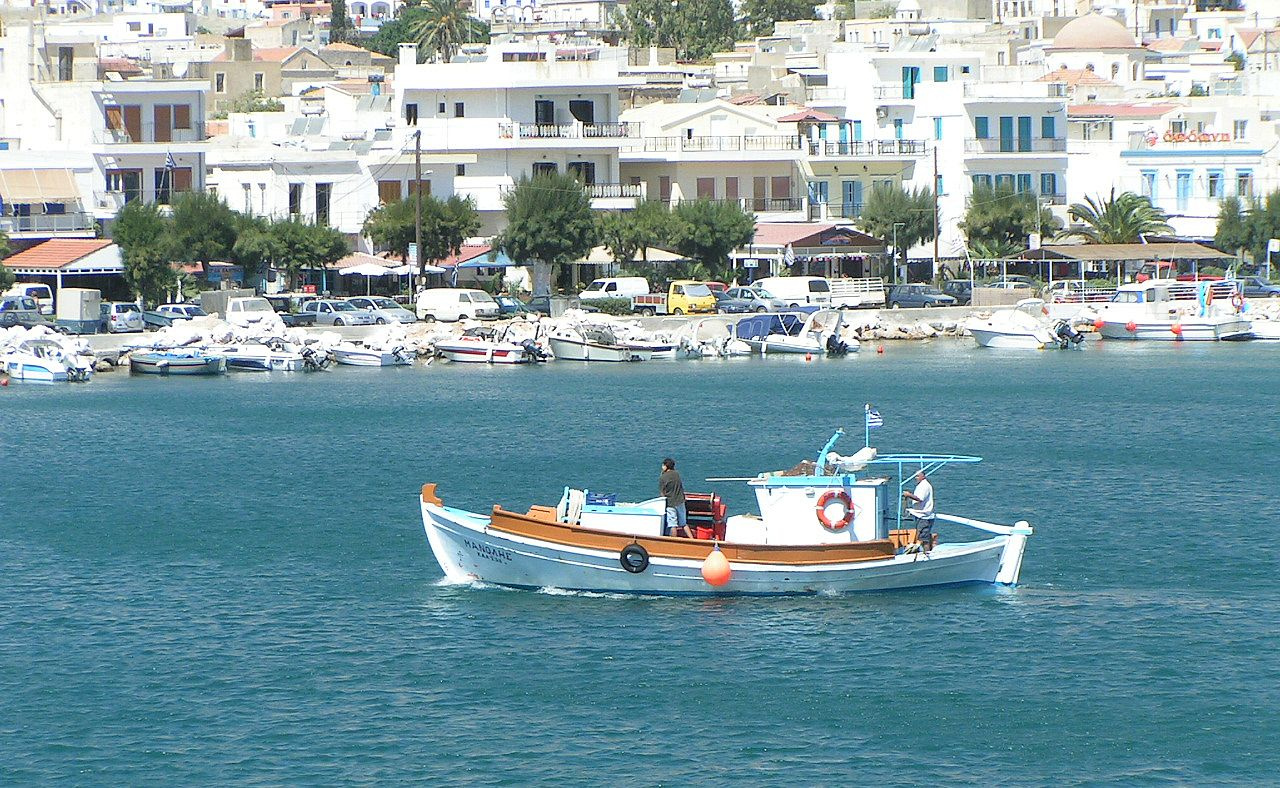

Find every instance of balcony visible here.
[806,85,845,103]
[963,81,1068,99]
[94,121,208,145]
[873,84,915,101]
[585,183,645,199]
[636,135,803,153]
[746,197,804,213]
[809,139,927,157]
[0,211,98,236]
[499,122,635,140]
[964,137,1067,154]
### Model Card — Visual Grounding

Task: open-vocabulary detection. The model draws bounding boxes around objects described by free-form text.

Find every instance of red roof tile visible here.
[2,239,115,271]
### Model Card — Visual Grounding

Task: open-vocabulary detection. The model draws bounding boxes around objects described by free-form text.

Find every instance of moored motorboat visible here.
[434,327,549,364]
[547,325,647,362]
[332,342,415,366]
[1095,280,1252,341]
[734,309,857,356]
[220,342,328,372]
[129,351,226,375]
[1,339,94,382]
[419,429,1033,595]
[966,298,1084,349]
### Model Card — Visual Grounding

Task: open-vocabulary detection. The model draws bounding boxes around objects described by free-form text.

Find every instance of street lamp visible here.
[892,221,905,284]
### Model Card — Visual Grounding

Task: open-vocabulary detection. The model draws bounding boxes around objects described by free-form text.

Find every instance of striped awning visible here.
[0,169,81,202]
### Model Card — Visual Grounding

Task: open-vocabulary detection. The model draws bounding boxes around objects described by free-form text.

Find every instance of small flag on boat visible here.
[164,151,178,170]
[865,405,883,429]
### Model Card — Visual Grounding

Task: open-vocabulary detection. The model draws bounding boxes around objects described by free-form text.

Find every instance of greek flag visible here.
[866,406,884,429]
[164,151,177,170]
[783,243,796,268]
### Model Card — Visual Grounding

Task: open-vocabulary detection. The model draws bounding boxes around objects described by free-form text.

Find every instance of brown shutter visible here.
[173,167,193,192]
[105,106,123,130]
[153,105,172,142]
[123,105,142,143]
[377,180,402,204]
[173,104,191,130]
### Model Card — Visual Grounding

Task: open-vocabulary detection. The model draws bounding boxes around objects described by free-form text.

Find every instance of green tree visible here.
[269,220,349,290]
[1242,191,1280,264]
[170,192,238,276]
[1066,189,1172,244]
[231,213,275,286]
[411,0,488,62]
[112,201,175,305]
[621,0,736,61]
[363,194,479,274]
[671,198,756,278]
[1214,195,1249,257]
[494,173,597,295]
[858,182,936,253]
[229,90,284,113]
[597,212,639,268]
[742,0,816,37]
[0,229,14,291]
[329,0,354,44]
[959,184,1056,254]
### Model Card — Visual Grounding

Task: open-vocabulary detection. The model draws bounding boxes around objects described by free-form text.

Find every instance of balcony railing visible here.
[806,85,845,102]
[964,137,1067,154]
[874,84,914,100]
[747,197,804,213]
[809,139,927,157]
[586,183,645,199]
[94,121,208,144]
[639,135,803,153]
[0,211,97,234]
[502,121,635,139]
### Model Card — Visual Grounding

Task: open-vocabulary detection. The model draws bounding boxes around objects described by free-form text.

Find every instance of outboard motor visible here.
[1053,319,1085,348]
[825,333,850,357]
[301,346,328,371]
[521,338,550,362]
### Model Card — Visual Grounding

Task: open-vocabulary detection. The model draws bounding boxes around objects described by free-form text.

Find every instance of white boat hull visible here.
[548,336,647,362]
[422,503,1027,595]
[969,327,1054,349]
[435,339,532,364]
[333,348,414,366]
[1248,320,1280,341]
[1099,318,1251,341]
[3,359,70,382]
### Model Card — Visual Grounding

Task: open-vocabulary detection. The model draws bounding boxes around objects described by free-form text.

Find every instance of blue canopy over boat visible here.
[734,313,806,341]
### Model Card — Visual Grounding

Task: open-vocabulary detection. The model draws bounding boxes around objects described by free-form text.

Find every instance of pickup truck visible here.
[264,294,318,326]
[631,280,717,316]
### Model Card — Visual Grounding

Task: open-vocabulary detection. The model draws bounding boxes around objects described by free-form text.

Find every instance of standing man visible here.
[660,457,692,538]
[902,469,935,550]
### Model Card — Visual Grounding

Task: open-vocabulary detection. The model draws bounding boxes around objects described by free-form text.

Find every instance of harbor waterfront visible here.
[3,343,1279,783]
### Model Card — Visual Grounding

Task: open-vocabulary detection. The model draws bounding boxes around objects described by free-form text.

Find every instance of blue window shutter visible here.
[975,116,989,139]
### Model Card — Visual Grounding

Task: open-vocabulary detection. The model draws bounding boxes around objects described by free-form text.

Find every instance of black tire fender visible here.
[619,543,649,574]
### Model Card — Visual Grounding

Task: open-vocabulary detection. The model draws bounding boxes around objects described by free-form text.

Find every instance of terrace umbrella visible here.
[339,262,393,295]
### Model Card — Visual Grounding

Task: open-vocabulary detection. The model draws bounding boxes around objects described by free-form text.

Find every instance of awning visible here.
[0,169,81,203]
[459,250,516,268]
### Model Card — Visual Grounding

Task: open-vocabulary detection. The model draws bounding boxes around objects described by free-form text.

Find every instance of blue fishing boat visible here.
[129,351,227,376]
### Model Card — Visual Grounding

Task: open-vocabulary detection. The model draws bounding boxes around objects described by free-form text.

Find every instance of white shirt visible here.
[908,477,934,519]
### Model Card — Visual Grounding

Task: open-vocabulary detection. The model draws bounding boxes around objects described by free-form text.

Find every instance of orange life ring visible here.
[816,490,855,531]
[1231,293,1245,310]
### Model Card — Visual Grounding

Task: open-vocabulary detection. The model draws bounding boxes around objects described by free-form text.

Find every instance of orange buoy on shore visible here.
[701,545,732,587]
[1125,321,1137,332]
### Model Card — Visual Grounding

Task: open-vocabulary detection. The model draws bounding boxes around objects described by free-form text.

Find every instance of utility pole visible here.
[932,145,939,282]
[414,129,423,291]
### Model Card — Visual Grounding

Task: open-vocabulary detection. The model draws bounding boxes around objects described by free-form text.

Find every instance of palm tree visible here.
[411,0,488,63]
[1066,189,1173,244]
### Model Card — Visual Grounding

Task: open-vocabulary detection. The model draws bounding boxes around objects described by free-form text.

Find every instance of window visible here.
[533,162,557,177]
[1207,170,1224,199]
[1016,173,1032,193]
[215,72,226,93]
[1041,116,1055,139]
[1170,119,1187,134]
[974,116,989,139]
[901,66,920,99]
[1141,170,1157,200]
[1176,170,1191,211]
[405,103,418,125]
[933,65,948,82]
[456,164,466,177]
[254,72,264,91]
[1236,170,1253,198]
[697,177,715,199]
[377,180,401,204]
[960,65,970,74]
[289,182,303,215]
[1111,62,1120,79]
[933,117,943,140]
[315,182,331,225]
[534,100,554,125]
[1233,119,1247,139]
[128,21,141,31]
[174,104,191,130]
[106,169,143,202]
[437,102,446,114]
[935,175,944,195]
[410,179,431,197]
[58,46,73,81]
[893,118,904,140]
[568,100,594,124]
[1040,173,1056,197]
[994,174,1014,189]
[453,102,464,118]
[567,161,595,185]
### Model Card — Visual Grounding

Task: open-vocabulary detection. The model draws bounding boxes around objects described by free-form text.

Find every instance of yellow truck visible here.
[631,280,717,316]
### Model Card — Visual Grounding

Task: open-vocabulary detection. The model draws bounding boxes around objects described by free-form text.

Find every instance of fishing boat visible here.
[734,309,856,356]
[1,339,94,382]
[418,429,1033,595]
[332,342,415,366]
[966,299,1084,349]
[129,350,227,375]
[434,327,548,364]
[1094,280,1252,341]
[547,325,648,362]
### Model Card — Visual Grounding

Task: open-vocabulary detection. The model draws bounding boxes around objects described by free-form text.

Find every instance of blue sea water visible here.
[2,341,1278,785]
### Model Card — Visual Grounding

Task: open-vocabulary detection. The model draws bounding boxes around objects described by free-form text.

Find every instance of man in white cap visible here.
[902,469,935,550]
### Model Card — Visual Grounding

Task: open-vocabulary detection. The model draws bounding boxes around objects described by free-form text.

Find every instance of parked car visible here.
[942,280,973,306]
[494,295,533,316]
[886,284,957,309]
[0,295,47,328]
[159,303,207,320]
[751,276,832,307]
[726,286,785,313]
[99,301,145,333]
[712,290,753,314]
[988,280,1034,291]
[3,283,54,315]
[631,281,717,316]
[703,281,729,294]
[225,297,281,328]
[415,288,500,322]
[264,294,318,326]
[1239,276,1280,298]
[347,296,417,324]
[300,299,378,326]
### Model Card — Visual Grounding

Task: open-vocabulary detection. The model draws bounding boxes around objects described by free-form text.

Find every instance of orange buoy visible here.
[1171,323,1183,337]
[1125,321,1137,332]
[0,378,8,387]
[876,345,884,354]
[804,352,813,361]
[1093,318,1105,330]
[701,545,732,587]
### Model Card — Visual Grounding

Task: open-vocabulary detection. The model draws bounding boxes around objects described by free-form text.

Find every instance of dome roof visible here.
[1052,13,1137,50]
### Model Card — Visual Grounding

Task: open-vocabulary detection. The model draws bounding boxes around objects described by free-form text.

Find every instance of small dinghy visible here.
[130,351,226,376]
[419,427,1033,596]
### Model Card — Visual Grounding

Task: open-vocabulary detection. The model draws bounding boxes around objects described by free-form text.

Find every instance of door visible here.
[842,180,863,217]
[534,100,554,125]
[1176,171,1191,211]
[809,181,829,213]
[901,66,920,99]
[153,105,172,143]
[998,116,1014,153]
[123,105,142,143]
[753,176,767,210]
[568,100,594,124]
[1017,116,1032,152]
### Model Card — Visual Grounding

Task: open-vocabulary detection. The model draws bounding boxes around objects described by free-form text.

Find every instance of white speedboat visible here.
[548,325,648,362]
[434,328,549,364]
[734,309,857,356]
[966,299,1084,349]
[332,342,415,366]
[1095,281,1252,341]
[220,343,328,372]
[1,339,94,382]
[419,430,1033,596]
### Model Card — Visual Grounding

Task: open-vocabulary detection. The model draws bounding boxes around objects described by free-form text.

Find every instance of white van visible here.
[225,296,280,327]
[416,288,499,322]
[578,277,649,301]
[750,276,832,307]
[5,283,54,315]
